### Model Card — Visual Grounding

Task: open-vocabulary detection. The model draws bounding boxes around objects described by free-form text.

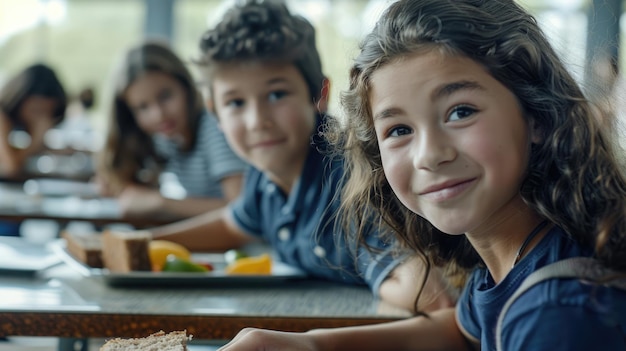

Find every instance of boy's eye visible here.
[268,90,287,102]
[448,105,476,121]
[387,125,413,138]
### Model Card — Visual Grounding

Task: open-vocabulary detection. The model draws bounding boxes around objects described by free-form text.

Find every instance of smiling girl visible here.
[98,41,247,219]
[217,0,626,350]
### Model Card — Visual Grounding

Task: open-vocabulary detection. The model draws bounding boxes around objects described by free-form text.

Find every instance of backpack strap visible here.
[495,257,626,351]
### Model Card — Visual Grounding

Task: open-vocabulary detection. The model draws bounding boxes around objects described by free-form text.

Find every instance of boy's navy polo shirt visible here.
[227,120,403,294]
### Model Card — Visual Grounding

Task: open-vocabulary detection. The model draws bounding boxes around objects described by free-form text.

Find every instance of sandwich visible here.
[99,330,191,350]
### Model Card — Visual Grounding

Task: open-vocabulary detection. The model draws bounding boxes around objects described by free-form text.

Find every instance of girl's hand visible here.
[219,328,319,351]
[93,175,117,197]
[117,185,164,216]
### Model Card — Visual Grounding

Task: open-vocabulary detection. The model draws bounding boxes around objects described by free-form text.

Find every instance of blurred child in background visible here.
[0,63,67,177]
[0,63,67,237]
[97,41,247,219]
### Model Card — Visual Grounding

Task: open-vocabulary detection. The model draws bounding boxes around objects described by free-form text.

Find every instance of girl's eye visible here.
[133,104,149,115]
[387,125,413,138]
[268,90,287,102]
[157,89,173,103]
[448,105,476,121]
[226,99,244,108]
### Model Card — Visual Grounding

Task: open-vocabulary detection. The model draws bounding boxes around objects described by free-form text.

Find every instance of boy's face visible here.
[212,62,317,186]
[370,51,532,236]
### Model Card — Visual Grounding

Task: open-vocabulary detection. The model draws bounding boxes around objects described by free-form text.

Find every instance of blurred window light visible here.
[42,0,67,25]
[0,0,66,44]
[288,0,330,23]
[0,0,42,44]
[0,0,612,139]
[362,0,394,37]
[546,0,585,11]
[536,9,587,82]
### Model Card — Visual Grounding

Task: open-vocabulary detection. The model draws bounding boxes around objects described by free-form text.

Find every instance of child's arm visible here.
[219,173,244,202]
[156,173,243,216]
[116,187,228,218]
[116,174,244,218]
[116,185,226,217]
[21,112,54,159]
[0,112,23,175]
[0,111,55,176]
[149,208,256,251]
[379,256,456,312]
[219,308,470,351]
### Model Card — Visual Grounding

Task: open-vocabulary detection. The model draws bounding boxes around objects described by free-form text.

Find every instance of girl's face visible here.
[370,51,533,235]
[211,62,317,190]
[124,71,189,140]
[19,96,57,125]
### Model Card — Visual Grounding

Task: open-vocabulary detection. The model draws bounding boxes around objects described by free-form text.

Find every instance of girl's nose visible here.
[146,103,165,123]
[412,130,456,171]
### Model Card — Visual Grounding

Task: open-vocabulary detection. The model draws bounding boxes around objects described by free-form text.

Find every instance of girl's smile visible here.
[417,177,478,202]
[159,119,178,135]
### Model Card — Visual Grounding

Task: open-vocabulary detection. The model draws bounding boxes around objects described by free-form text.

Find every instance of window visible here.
[0,0,617,130]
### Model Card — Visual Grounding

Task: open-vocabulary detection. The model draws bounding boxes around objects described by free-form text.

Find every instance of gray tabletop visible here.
[0,180,180,228]
[0,239,412,340]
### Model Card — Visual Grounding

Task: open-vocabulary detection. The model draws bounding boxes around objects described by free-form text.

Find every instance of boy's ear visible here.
[315,78,331,114]
[205,97,215,114]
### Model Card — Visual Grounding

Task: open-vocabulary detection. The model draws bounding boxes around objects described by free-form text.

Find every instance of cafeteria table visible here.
[0,237,412,350]
[0,179,181,229]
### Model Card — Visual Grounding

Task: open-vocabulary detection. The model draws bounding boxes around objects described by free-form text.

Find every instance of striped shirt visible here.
[153,112,248,198]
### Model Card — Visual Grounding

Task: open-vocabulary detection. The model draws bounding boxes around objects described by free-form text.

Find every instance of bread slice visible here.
[61,231,104,268]
[100,330,191,350]
[101,230,152,273]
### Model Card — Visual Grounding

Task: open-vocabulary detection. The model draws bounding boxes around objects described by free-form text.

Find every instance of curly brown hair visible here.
[196,0,325,106]
[330,0,626,284]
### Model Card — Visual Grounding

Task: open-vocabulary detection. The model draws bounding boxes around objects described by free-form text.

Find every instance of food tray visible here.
[50,239,307,287]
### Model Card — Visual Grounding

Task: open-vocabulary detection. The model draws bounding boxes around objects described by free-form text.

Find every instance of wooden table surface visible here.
[0,240,411,340]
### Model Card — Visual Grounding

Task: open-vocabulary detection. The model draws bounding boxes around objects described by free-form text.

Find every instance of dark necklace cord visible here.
[512,220,549,268]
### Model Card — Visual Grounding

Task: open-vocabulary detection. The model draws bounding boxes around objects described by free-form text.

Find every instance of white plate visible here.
[0,237,62,274]
[50,239,307,287]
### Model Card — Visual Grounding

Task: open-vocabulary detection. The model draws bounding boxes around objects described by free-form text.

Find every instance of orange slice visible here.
[149,240,191,271]
[224,253,272,275]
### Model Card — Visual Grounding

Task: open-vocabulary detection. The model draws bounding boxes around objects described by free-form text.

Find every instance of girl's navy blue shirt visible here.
[457,226,626,350]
